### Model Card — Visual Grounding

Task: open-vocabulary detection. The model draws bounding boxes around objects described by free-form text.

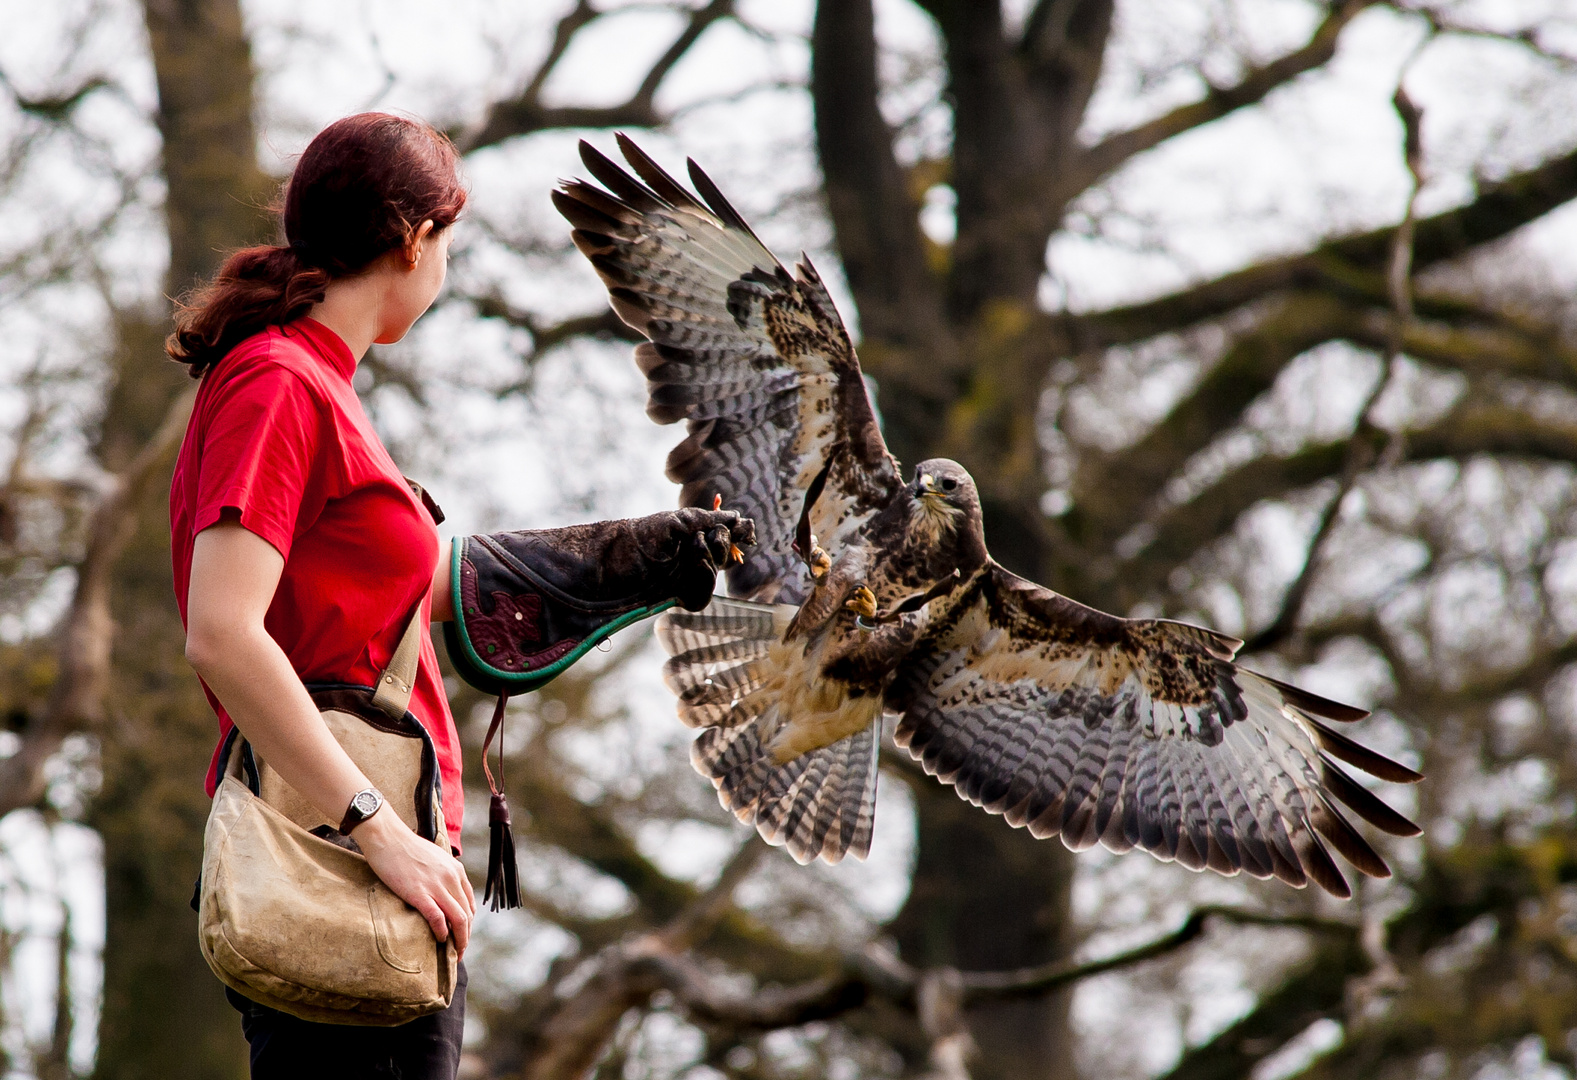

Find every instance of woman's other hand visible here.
[352,809,475,955]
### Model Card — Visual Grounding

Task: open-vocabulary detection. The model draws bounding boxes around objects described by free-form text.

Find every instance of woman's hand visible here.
[353,808,475,954]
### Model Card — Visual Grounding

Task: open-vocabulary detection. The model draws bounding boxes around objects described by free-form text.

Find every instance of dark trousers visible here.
[226,964,466,1080]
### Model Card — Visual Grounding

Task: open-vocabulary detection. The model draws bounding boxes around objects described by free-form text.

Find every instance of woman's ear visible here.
[403,219,436,269]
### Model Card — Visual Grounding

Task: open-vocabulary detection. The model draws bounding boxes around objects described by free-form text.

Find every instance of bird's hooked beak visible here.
[914,472,941,503]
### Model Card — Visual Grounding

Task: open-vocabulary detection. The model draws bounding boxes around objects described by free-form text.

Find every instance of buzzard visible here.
[552,136,1421,898]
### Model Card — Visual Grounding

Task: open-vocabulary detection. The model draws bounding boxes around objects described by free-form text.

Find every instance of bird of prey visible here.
[552,136,1421,898]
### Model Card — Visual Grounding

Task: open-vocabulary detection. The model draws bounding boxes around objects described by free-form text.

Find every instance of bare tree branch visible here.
[1408,4,1577,72]
[513,748,830,984]
[957,907,1356,1005]
[1124,396,1577,603]
[1247,83,1425,651]
[0,387,195,816]
[461,0,735,153]
[471,298,641,374]
[1072,141,1577,348]
[1069,291,1362,558]
[0,70,110,122]
[656,838,765,952]
[640,907,1355,1039]
[521,0,597,107]
[1072,1,1377,198]
[517,839,767,1080]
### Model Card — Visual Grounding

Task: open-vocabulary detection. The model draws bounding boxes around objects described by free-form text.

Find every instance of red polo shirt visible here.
[169,318,463,850]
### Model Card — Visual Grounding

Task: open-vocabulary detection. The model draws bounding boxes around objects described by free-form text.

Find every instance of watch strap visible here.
[339,787,383,835]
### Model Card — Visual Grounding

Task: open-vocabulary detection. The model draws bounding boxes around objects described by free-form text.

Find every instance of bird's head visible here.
[910,459,977,511]
[908,460,977,561]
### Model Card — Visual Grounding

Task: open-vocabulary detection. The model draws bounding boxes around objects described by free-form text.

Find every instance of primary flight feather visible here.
[553,136,1421,897]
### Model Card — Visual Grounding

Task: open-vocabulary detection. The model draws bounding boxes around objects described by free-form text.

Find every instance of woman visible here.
[169,113,746,1077]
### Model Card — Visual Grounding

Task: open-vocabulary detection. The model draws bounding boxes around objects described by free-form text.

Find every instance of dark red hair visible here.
[167,113,467,377]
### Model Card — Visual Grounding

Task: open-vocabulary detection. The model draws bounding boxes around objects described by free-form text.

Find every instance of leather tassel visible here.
[484,790,521,911]
[480,692,521,911]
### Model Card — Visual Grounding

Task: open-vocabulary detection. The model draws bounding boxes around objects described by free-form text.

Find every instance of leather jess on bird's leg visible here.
[443,509,753,908]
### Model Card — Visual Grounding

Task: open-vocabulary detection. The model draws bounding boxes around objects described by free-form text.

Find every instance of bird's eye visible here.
[941,477,958,492]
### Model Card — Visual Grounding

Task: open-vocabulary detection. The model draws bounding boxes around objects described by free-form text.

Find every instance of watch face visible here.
[353,790,381,816]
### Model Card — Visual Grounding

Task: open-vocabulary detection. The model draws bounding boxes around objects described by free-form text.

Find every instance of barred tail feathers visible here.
[661,599,879,864]
[692,714,778,815]
[657,599,795,728]
[754,722,880,864]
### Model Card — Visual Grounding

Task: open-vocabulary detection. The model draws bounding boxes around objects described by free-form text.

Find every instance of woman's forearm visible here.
[187,620,371,826]
[428,537,454,623]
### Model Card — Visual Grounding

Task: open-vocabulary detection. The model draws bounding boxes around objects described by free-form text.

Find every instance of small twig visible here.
[657,838,765,951]
[0,388,195,815]
[959,905,1356,1004]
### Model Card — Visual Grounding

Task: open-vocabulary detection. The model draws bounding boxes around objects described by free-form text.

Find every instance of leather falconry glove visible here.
[443,508,755,910]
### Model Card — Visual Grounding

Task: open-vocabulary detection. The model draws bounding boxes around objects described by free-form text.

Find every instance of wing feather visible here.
[557,139,903,605]
[888,563,1419,896]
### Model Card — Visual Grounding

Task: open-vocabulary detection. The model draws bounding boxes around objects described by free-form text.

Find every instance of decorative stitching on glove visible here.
[455,557,580,672]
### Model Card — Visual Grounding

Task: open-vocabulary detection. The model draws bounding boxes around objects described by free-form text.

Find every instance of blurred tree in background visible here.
[3,1,1577,1079]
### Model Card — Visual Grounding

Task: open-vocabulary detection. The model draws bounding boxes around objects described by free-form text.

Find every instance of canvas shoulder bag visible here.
[196,608,458,1026]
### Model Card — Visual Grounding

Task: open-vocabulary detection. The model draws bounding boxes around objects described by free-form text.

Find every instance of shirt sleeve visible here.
[192,360,332,561]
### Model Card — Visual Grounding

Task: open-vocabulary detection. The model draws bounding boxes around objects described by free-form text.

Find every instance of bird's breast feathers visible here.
[908,495,966,552]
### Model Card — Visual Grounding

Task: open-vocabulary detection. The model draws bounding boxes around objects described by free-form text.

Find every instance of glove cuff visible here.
[443,532,674,695]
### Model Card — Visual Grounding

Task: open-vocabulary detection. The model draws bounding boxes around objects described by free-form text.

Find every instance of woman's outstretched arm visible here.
[185,519,474,953]
[429,537,453,623]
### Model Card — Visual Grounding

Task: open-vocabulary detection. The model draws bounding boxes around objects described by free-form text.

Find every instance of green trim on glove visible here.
[443,539,676,694]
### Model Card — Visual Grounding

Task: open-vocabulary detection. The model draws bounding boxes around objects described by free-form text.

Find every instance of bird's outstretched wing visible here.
[553,136,903,605]
[887,564,1421,897]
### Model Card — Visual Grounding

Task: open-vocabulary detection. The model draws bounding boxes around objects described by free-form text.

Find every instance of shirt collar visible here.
[283,317,357,382]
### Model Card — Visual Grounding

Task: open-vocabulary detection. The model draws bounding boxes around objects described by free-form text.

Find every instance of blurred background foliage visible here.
[3,1,1577,1078]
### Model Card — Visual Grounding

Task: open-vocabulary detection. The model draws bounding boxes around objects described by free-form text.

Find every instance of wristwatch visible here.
[339,787,385,835]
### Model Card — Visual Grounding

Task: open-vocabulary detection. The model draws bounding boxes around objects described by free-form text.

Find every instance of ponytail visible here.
[166,246,331,378]
[165,112,466,378]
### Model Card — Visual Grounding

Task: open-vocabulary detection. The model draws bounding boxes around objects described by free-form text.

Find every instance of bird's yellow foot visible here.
[808,542,832,582]
[844,584,877,621]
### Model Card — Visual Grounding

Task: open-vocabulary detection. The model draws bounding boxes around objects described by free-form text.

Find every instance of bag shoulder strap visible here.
[371,605,426,719]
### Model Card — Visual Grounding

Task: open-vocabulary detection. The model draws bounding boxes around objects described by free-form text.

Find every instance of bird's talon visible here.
[844,585,877,621]
[808,542,832,581]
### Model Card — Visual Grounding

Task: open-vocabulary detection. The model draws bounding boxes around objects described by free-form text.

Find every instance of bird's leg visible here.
[806,535,832,582]
[794,456,835,582]
[784,548,868,641]
[843,584,877,621]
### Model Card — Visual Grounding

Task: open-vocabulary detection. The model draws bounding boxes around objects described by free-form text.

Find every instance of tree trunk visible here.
[90,2,270,1075]
[812,2,1088,1075]
[890,780,1079,1080]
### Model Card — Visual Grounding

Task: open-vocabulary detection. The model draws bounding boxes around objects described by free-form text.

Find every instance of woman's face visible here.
[375,221,453,345]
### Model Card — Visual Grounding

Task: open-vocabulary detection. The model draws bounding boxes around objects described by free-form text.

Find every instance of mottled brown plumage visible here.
[557,138,1422,891]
